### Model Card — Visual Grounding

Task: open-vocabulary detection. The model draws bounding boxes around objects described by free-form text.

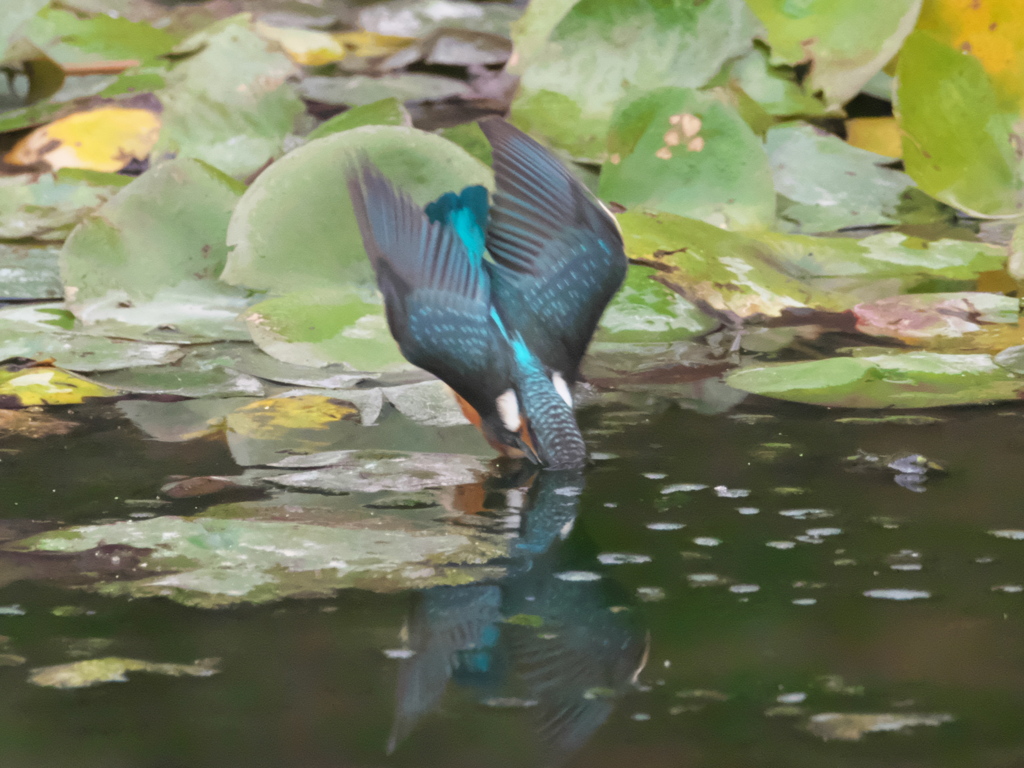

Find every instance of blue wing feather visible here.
[479,118,627,382]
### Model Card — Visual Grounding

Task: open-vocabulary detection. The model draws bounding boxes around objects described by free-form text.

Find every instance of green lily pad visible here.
[0,173,122,241]
[242,289,410,371]
[895,31,1024,217]
[0,243,62,300]
[297,73,471,107]
[600,87,775,230]
[0,319,184,372]
[509,0,761,159]
[23,6,179,65]
[596,264,717,342]
[60,157,251,340]
[216,345,371,389]
[28,657,219,689]
[766,121,917,232]
[744,0,921,109]
[306,98,410,141]
[223,123,490,296]
[153,15,303,179]
[725,45,831,117]
[727,351,1024,408]
[359,0,521,37]
[0,0,48,57]
[617,209,1008,318]
[381,380,469,427]
[5,512,508,607]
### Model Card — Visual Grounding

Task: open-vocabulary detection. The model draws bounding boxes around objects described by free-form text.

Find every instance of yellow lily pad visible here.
[255,22,413,66]
[845,116,902,159]
[0,364,118,407]
[4,106,161,172]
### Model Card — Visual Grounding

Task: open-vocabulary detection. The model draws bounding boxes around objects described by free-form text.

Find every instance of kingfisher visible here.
[347,118,626,470]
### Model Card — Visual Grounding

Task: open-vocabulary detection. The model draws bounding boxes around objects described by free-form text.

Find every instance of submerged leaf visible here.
[28,657,219,689]
[227,395,359,438]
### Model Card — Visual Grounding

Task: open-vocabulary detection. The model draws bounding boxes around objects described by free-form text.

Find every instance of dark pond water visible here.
[2,395,1024,768]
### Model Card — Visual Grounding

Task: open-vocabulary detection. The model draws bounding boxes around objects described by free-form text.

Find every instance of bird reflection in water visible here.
[386,468,650,761]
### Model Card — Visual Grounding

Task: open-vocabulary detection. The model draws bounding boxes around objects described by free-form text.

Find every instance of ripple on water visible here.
[646,522,685,531]
[661,483,708,494]
[864,589,931,600]
[555,570,602,582]
[598,553,652,565]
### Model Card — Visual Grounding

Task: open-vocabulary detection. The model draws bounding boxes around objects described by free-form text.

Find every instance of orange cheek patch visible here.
[452,390,525,457]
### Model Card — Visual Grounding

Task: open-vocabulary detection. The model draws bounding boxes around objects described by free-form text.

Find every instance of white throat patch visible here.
[496,389,521,432]
[551,373,573,407]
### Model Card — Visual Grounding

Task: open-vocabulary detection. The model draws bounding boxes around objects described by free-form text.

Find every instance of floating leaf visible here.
[224,125,489,295]
[853,293,1020,341]
[744,0,922,109]
[227,395,359,438]
[6,512,507,607]
[28,657,219,689]
[5,105,161,172]
[806,712,954,742]
[60,158,250,339]
[359,0,521,38]
[725,46,830,117]
[596,265,717,342]
[0,172,124,240]
[297,73,470,107]
[727,351,1024,408]
[844,116,901,159]
[305,98,409,141]
[0,364,118,407]
[255,23,413,66]
[381,380,469,427]
[601,87,775,230]
[0,243,62,300]
[153,15,303,178]
[510,0,760,159]
[23,6,178,66]
[766,121,915,232]
[895,30,1023,216]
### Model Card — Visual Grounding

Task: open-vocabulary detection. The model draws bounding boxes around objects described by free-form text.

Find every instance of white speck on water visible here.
[687,573,727,586]
[864,589,931,600]
[992,584,1024,593]
[661,483,708,494]
[555,486,582,497]
[730,584,760,594]
[0,605,25,616]
[714,486,750,498]
[780,508,832,520]
[604,502,618,508]
[631,712,651,721]
[644,473,667,480]
[767,541,796,549]
[891,564,922,571]
[738,507,759,515]
[806,528,842,538]
[590,452,617,461]
[598,553,652,565]
[693,537,721,547]
[382,648,416,659]
[555,570,602,582]
[975,556,995,564]
[646,522,685,531]
[990,530,1024,540]
[636,586,666,602]
[777,692,807,704]
[480,697,538,708]
[792,598,817,606]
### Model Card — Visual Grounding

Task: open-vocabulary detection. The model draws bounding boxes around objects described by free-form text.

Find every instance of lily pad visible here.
[0,243,62,300]
[60,157,251,339]
[765,121,917,232]
[600,87,775,230]
[268,449,489,493]
[153,15,304,179]
[0,363,118,407]
[305,98,410,141]
[6,512,508,607]
[0,172,123,241]
[380,379,469,427]
[509,0,761,159]
[28,657,219,689]
[744,0,921,109]
[596,265,717,342]
[726,351,1024,408]
[297,73,471,107]
[895,31,1023,217]
[23,6,179,66]
[725,46,830,117]
[224,125,490,295]
[359,0,521,37]
[853,293,1020,341]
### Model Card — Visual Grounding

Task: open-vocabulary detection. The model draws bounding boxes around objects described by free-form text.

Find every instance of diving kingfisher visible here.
[347,118,627,470]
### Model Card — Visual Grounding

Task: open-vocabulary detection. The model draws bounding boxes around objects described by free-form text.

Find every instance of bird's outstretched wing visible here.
[347,164,511,411]
[479,118,627,382]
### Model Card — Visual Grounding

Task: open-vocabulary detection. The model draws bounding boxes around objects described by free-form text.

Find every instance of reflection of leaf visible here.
[727,352,1024,408]
[895,31,1023,217]
[60,158,250,339]
[224,124,490,295]
[0,364,118,407]
[744,0,921,109]
[29,657,219,689]
[227,396,359,438]
[5,105,161,171]
[510,0,760,159]
[601,88,775,230]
